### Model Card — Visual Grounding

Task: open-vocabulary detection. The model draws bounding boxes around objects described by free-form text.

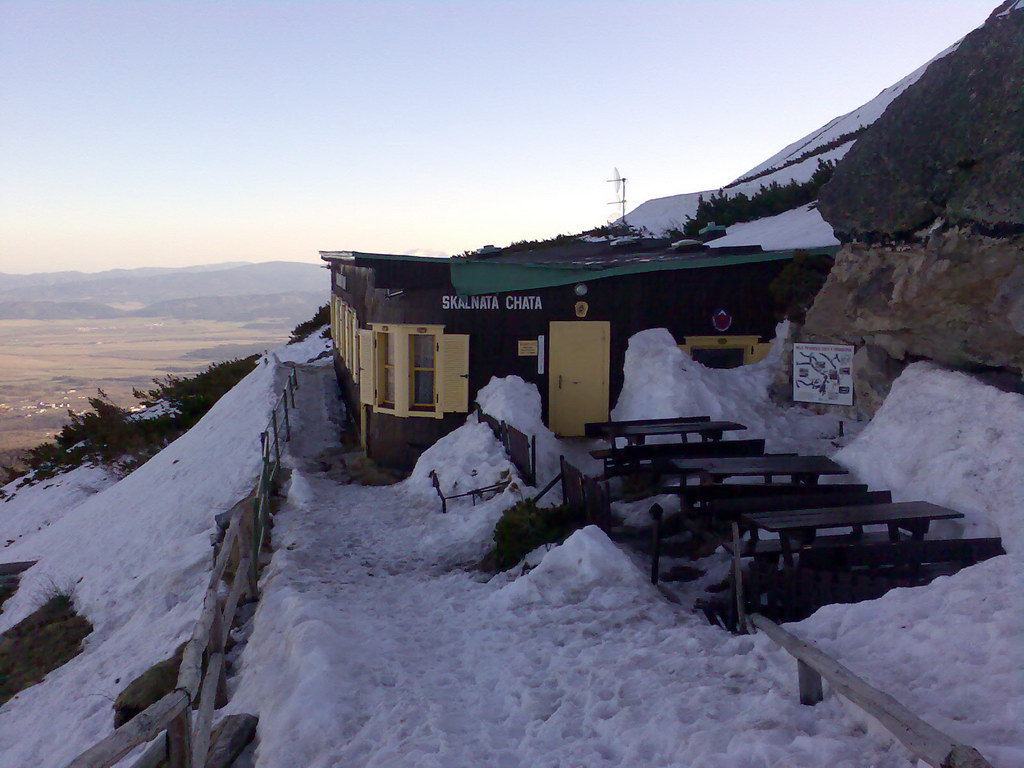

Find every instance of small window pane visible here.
[412,335,434,368]
[413,370,434,406]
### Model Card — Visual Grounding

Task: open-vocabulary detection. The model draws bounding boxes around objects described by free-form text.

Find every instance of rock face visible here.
[800,230,1024,414]
[818,2,1024,240]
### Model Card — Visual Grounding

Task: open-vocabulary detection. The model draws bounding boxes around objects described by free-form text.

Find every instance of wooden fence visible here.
[750,613,995,768]
[64,365,300,768]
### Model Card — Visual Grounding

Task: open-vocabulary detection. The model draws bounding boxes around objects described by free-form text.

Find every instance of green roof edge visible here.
[449,247,838,295]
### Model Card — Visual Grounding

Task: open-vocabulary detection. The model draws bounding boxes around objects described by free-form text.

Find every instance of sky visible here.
[0,0,1000,274]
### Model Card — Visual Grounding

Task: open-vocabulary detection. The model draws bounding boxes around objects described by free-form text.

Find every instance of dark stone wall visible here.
[818,4,1024,240]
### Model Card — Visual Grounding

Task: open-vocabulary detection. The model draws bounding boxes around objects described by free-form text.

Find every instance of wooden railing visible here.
[65,364,300,768]
[750,613,995,768]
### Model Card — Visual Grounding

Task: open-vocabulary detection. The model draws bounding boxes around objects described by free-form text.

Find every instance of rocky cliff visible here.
[817,1,1024,241]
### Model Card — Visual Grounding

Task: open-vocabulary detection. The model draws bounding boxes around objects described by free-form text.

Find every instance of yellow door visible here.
[548,321,610,436]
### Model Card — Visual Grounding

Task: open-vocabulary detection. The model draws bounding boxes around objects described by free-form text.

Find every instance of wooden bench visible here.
[592,438,766,478]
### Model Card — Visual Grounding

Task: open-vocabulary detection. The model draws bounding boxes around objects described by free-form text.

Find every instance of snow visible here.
[732,42,960,183]
[706,203,839,251]
[225,360,925,767]
[1,464,116,549]
[490,526,652,609]
[834,363,1024,553]
[624,142,849,237]
[476,374,602,486]
[996,0,1024,17]
[4,325,1021,767]
[611,327,849,456]
[0,331,331,768]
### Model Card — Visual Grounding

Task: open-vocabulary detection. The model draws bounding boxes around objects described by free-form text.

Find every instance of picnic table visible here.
[741,501,965,565]
[589,419,747,446]
[666,455,848,485]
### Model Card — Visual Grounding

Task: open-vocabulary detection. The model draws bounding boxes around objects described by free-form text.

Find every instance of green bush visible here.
[769,249,835,321]
[19,356,259,483]
[682,159,837,237]
[490,499,585,572]
[289,304,329,344]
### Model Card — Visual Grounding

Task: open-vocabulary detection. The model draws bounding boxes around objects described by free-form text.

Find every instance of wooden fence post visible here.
[166,708,192,768]
[649,503,663,585]
[283,397,291,442]
[732,521,748,635]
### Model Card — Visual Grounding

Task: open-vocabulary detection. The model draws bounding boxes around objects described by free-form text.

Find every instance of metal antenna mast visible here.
[607,168,627,223]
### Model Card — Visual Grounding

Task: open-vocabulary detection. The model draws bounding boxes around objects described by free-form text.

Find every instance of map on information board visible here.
[792,343,854,405]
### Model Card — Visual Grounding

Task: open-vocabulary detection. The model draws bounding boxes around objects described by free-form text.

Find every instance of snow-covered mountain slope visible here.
[624,40,961,239]
[0,334,329,768]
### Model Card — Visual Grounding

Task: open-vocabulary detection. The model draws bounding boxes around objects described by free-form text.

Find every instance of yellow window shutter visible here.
[358,328,374,405]
[437,334,470,413]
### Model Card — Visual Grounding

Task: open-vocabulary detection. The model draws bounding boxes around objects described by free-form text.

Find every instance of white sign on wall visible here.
[793,343,855,405]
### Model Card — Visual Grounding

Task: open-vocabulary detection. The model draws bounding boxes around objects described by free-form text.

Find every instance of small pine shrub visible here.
[289,304,329,344]
[490,499,585,572]
[769,249,835,321]
[18,356,259,484]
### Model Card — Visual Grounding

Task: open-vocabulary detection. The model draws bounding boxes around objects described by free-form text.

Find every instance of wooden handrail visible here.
[749,614,994,768]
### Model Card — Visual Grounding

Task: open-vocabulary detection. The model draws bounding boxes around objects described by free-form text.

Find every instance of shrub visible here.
[490,499,585,572]
[19,356,259,484]
[682,159,837,237]
[769,249,835,321]
[289,304,329,344]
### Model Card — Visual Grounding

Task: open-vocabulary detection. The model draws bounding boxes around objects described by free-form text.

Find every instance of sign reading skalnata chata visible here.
[792,343,854,405]
[442,295,543,310]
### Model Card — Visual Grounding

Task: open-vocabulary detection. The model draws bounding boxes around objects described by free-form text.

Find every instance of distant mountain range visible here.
[0,261,326,322]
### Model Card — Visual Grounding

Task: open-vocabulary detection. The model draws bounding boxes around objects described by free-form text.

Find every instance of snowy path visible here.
[227,362,918,768]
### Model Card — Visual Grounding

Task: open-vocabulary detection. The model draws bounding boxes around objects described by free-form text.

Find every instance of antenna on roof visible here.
[607,167,627,224]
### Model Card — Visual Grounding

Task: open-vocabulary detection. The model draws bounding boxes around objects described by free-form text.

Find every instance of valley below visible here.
[0,316,298,461]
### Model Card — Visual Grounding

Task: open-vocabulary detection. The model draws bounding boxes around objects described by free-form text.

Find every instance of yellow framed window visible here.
[409,334,436,411]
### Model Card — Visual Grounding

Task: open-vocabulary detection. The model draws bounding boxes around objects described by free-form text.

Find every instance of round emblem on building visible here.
[712,309,732,332]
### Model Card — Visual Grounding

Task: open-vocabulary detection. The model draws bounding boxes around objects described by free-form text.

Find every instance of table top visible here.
[586,416,711,435]
[668,454,847,477]
[742,501,964,533]
[603,420,747,438]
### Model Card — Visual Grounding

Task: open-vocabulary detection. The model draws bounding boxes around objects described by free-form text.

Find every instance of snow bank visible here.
[1,464,116,548]
[476,375,601,487]
[835,363,1024,551]
[707,203,839,250]
[405,419,516,500]
[0,348,317,767]
[491,526,651,609]
[792,554,1024,768]
[611,328,846,455]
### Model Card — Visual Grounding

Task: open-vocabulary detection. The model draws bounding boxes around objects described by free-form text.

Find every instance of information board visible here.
[792,343,854,405]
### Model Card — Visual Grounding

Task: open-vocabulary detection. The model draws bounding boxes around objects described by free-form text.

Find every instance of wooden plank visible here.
[798,660,823,705]
[744,502,964,533]
[191,652,225,767]
[177,586,219,698]
[65,690,189,768]
[749,614,994,768]
[670,455,846,478]
[167,709,192,768]
[585,415,711,436]
[665,483,870,505]
[731,522,748,634]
